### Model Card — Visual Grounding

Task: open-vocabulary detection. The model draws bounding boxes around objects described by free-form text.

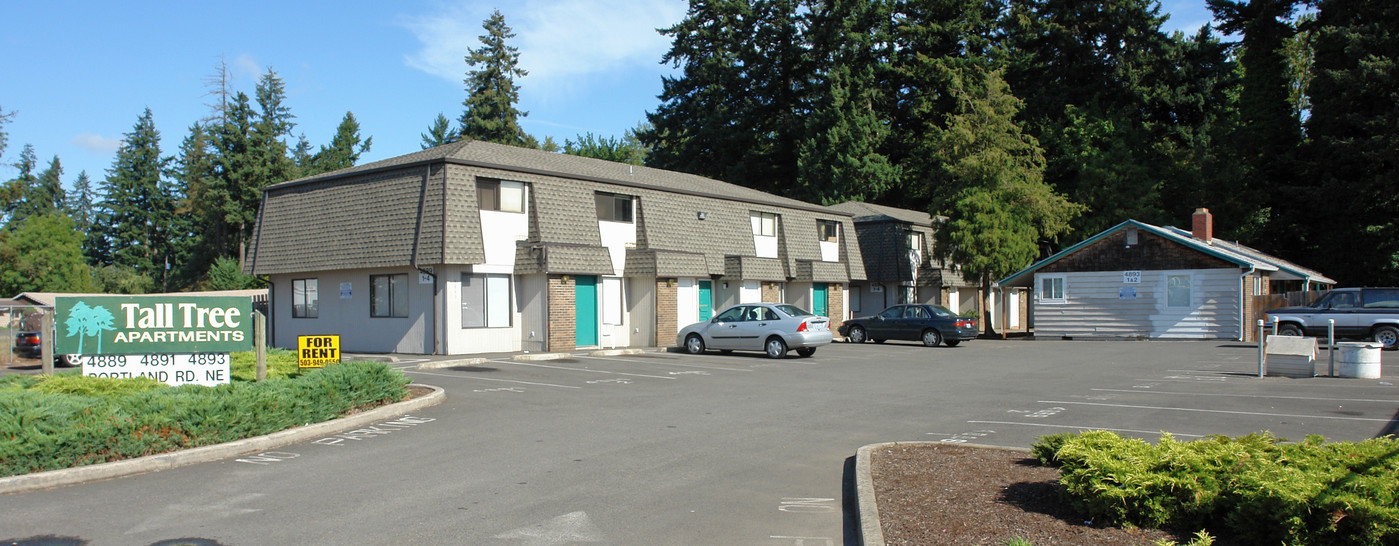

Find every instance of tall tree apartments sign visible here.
[55,296,254,386]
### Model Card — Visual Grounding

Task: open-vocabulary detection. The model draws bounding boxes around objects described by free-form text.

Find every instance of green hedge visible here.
[0,361,410,477]
[1035,430,1399,545]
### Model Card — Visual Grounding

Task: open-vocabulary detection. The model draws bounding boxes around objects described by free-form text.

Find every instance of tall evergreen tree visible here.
[460,10,531,146]
[1208,0,1305,253]
[1304,0,1399,284]
[2,144,39,226]
[642,0,816,195]
[306,111,372,175]
[208,92,258,263]
[67,170,96,236]
[94,108,173,288]
[933,69,1083,331]
[0,106,13,162]
[422,113,457,149]
[563,132,646,165]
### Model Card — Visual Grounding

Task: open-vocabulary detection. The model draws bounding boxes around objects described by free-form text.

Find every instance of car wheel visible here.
[797,347,816,357]
[944,340,960,347]
[1373,325,1399,349]
[1277,323,1304,337]
[765,337,788,359]
[921,329,943,347]
[848,326,867,344]
[684,334,706,355]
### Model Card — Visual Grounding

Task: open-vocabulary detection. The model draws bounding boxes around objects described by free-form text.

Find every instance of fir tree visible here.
[95,108,174,287]
[67,170,96,236]
[459,10,531,146]
[307,111,372,175]
[421,113,457,149]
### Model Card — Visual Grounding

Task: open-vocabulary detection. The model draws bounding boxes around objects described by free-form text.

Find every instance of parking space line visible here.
[404,369,581,389]
[1039,400,1399,422]
[966,420,1204,438]
[580,356,756,372]
[502,360,675,380]
[1091,388,1399,404]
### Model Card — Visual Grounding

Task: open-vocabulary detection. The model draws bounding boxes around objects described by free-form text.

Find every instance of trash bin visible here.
[1335,342,1382,379]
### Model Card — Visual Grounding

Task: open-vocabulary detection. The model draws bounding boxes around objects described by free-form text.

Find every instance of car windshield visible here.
[774,304,812,317]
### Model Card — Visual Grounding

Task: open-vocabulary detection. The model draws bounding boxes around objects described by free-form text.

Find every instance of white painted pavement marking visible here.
[967,421,1204,438]
[1038,400,1399,422]
[500,359,675,380]
[586,355,756,372]
[404,369,580,389]
[1091,388,1399,404]
[778,498,838,513]
[770,536,834,545]
[492,511,604,545]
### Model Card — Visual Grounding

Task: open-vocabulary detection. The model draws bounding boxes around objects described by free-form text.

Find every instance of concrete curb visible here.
[0,384,446,496]
[856,441,1032,546]
[416,358,488,370]
[513,352,569,361]
[589,348,652,357]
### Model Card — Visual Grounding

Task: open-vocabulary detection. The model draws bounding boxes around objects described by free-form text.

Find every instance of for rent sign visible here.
[54,296,254,355]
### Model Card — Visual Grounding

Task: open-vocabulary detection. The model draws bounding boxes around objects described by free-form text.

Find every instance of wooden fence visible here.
[1249,290,1329,337]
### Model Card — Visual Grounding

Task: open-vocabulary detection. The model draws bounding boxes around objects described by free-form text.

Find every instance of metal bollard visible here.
[1257,319,1266,378]
[1271,315,1279,337]
[1328,319,1336,377]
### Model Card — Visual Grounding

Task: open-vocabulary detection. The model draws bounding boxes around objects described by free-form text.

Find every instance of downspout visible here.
[1239,265,1256,342]
[410,164,439,355]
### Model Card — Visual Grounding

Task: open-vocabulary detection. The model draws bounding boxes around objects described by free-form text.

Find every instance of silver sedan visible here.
[676,302,832,358]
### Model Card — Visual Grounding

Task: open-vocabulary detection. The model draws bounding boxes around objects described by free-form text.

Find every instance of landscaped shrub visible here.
[1038,430,1399,545]
[0,360,410,477]
[1031,432,1076,466]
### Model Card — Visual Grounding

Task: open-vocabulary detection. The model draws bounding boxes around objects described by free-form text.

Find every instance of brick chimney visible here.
[1192,208,1213,243]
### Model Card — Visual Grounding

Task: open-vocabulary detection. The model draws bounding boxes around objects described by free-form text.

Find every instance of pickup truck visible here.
[1265,287,1399,349]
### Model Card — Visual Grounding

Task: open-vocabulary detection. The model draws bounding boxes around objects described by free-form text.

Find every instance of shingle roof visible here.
[998,220,1337,287]
[826,200,945,225]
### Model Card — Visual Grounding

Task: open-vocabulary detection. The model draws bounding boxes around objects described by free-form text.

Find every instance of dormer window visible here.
[818,220,839,243]
[478,179,525,213]
[595,192,634,223]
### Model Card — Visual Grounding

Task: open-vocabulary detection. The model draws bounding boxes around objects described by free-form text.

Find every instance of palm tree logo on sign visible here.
[62,301,117,354]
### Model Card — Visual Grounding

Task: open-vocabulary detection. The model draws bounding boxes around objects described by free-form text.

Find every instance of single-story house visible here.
[998,209,1334,341]
[244,140,866,355]
[826,201,1028,334]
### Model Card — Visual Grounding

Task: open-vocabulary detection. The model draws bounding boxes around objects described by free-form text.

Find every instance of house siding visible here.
[1034,269,1241,339]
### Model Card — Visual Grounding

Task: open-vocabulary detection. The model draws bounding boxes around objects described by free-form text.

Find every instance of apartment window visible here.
[818,220,839,243]
[1039,275,1066,304]
[1167,274,1192,308]
[370,274,409,318]
[907,231,924,252]
[477,179,525,213]
[462,273,512,327]
[595,192,634,223]
[752,212,777,237]
[292,278,318,318]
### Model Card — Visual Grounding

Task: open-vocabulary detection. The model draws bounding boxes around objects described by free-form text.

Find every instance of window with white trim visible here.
[462,273,512,328]
[818,220,839,243]
[752,212,777,237]
[594,192,634,223]
[292,278,318,318]
[1167,274,1192,308]
[1039,275,1066,304]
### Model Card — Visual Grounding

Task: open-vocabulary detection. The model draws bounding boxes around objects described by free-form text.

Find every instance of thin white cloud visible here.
[70,132,121,154]
[399,0,685,86]
[233,53,263,81]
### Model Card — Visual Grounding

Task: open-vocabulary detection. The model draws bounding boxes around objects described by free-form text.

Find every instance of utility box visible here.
[1266,335,1317,378]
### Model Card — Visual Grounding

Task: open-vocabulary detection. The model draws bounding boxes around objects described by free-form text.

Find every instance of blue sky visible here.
[1,0,1217,191]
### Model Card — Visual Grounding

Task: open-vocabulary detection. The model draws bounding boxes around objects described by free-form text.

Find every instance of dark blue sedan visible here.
[838,304,978,347]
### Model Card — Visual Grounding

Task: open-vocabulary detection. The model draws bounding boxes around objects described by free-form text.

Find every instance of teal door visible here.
[575,276,599,346]
[813,283,829,317]
[698,280,713,321]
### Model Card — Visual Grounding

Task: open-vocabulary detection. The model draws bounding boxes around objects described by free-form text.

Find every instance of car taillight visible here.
[955,320,976,328]
[797,321,808,332]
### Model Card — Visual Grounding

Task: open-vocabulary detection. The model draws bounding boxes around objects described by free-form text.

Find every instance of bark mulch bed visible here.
[872,443,1197,545]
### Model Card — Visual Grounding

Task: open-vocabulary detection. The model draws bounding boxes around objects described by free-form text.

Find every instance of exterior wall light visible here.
[697,211,708,220]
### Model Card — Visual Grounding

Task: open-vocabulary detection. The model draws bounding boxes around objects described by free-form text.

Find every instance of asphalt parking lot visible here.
[2,338,1396,545]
